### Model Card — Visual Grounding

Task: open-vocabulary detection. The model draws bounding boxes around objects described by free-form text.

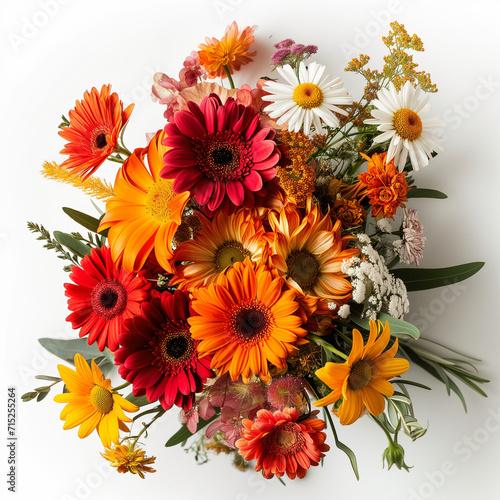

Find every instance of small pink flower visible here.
[179,407,199,434]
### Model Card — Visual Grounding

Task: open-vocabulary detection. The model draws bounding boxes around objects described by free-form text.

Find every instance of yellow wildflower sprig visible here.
[41,161,115,201]
[345,21,437,95]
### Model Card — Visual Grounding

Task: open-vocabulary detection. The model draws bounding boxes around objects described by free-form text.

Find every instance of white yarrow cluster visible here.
[341,234,409,320]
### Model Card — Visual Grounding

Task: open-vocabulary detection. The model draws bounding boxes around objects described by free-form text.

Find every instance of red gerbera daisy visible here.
[59,85,134,180]
[236,407,330,479]
[161,94,280,212]
[64,246,152,352]
[114,290,214,411]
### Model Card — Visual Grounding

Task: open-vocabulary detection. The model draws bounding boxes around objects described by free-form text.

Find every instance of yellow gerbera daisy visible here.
[313,320,410,425]
[268,202,359,307]
[98,129,190,274]
[170,209,266,290]
[54,353,138,447]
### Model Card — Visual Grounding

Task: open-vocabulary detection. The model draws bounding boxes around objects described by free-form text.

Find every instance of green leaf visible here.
[53,231,91,258]
[35,375,61,382]
[407,188,448,199]
[165,414,218,447]
[391,262,485,292]
[125,393,153,407]
[62,207,102,233]
[37,391,50,402]
[39,338,103,364]
[350,311,420,340]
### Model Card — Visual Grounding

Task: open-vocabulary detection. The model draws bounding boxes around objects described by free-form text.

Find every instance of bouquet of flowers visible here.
[24,20,488,482]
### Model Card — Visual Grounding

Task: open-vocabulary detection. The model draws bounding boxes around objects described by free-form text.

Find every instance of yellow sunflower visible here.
[268,202,359,307]
[313,320,410,425]
[170,209,266,290]
[188,258,308,383]
[98,130,190,273]
[54,353,138,447]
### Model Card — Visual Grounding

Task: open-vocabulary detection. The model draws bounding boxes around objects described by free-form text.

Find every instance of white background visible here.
[1,1,500,499]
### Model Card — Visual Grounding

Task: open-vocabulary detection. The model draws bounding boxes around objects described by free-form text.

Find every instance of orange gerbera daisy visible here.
[313,320,410,425]
[170,209,266,290]
[188,258,307,383]
[59,85,134,180]
[198,22,257,79]
[358,152,409,220]
[236,407,329,479]
[54,354,138,447]
[98,130,190,273]
[268,202,359,307]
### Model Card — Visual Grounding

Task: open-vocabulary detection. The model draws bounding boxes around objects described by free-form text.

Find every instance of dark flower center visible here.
[213,240,251,272]
[211,146,234,166]
[166,336,189,359]
[90,279,128,320]
[348,360,372,390]
[193,131,253,182]
[150,327,196,374]
[95,133,108,149]
[265,422,306,456]
[286,250,319,290]
[227,300,273,346]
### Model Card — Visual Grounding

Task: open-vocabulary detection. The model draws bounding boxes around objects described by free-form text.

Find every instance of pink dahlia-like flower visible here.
[161,94,280,212]
[401,208,426,266]
[115,290,214,411]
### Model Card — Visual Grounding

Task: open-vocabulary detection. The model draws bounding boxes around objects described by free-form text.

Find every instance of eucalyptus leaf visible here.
[39,338,103,364]
[53,231,91,258]
[391,262,484,292]
[35,375,61,382]
[165,414,219,447]
[406,188,447,199]
[37,391,49,402]
[350,311,420,340]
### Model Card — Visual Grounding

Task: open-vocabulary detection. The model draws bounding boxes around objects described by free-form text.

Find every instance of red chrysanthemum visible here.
[64,246,152,352]
[236,407,330,479]
[161,94,280,212]
[59,85,134,180]
[115,290,214,411]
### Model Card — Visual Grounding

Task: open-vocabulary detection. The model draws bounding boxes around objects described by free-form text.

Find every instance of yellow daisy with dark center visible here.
[313,320,410,425]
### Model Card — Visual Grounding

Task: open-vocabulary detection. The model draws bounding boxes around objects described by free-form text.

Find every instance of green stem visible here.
[129,408,166,451]
[112,382,131,392]
[307,333,348,361]
[114,144,132,157]
[223,66,235,89]
[371,414,394,443]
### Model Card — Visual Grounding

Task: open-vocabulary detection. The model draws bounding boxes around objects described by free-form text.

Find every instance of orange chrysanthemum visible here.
[268,202,359,307]
[313,320,410,425]
[98,130,190,274]
[101,443,156,479]
[236,407,329,479]
[358,152,409,220]
[54,354,138,447]
[170,209,266,290]
[59,85,134,180]
[198,22,257,79]
[188,258,307,383]
[331,197,366,228]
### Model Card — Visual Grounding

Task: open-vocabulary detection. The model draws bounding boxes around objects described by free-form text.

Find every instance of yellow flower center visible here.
[286,250,319,290]
[90,385,114,414]
[293,83,323,110]
[393,108,423,141]
[145,179,175,224]
[348,360,372,391]
[213,240,251,272]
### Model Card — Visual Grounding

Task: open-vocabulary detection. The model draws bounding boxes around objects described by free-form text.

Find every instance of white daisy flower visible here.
[365,81,445,171]
[261,61,352,135]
